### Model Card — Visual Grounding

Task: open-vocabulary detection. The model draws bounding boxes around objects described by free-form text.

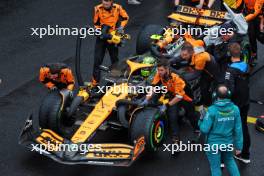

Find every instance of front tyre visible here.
[39,91,63,132]
[130,107,167,152]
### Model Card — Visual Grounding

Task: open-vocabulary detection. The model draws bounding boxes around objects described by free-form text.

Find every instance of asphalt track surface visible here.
[0,0,263,176]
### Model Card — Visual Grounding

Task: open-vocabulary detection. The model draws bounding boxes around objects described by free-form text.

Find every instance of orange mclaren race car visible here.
[19,51,170,167]
[136,3,250,62]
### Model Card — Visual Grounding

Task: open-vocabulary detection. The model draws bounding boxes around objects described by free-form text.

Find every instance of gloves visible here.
[116,26,124,34]
[159,104,168,114]
[100,24,111,40]
[100,33,112,40]
[139,99,149,107]
[199,108,206,120]
[69,90,73,98]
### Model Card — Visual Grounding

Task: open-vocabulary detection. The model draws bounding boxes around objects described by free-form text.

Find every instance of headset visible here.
[212,84,232,102]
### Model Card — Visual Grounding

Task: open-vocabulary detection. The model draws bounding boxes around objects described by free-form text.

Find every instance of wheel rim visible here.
[155,121,162,141]
[150,119,165,149]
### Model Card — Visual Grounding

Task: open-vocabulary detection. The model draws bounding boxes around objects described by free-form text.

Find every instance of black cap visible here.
[46,63,67,74]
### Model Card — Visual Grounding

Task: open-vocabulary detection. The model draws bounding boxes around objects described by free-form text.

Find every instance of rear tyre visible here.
[136,24,163,55]
[130,107,167,152]
[39,91,63,132]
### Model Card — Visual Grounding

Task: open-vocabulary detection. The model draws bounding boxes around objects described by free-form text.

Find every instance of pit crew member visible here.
[171,41,221,106]
[141,59,199,150]
[92,0,129,86]
[39,63,75,91]
[224,42,251,163]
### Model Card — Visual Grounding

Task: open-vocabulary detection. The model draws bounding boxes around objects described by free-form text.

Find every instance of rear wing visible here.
[169,5,227,26]
[169,3,248,34]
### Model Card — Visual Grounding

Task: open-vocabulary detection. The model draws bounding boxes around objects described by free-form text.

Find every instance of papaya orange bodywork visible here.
[71,83,130,143]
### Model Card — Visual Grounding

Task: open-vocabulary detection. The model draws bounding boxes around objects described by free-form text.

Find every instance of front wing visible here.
[19,115,145,167]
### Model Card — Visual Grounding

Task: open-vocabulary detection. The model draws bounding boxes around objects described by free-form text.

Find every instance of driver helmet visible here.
[141,56,156,77]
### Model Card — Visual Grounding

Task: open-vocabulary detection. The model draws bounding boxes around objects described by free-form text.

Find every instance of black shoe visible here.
[171,137,181,156]
[249,55,257,67]
[234,154,251,164]
[191,130,201,144]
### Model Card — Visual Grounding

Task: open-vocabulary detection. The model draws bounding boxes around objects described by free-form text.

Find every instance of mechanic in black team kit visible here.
[91,0,129,87]
[224,43,251,164]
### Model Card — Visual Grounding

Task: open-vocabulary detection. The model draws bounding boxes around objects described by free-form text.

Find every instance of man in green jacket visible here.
[199,85,243,176]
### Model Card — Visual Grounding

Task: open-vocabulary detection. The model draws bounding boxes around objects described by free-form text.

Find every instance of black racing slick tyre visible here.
[39,91,63,132]
[130,107,167,152]
[136,24,163,55]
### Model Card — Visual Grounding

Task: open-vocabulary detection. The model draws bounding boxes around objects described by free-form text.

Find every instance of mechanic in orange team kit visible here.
[244,0,264,65]
[170,42,221,106]
[140,59,199,152]
[39,63,75,91]
[92,0,129,86]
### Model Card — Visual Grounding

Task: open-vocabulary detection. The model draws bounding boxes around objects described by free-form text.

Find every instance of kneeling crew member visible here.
[39,63,75,91]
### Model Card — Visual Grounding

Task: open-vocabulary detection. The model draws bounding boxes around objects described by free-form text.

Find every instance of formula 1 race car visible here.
[19,45,204,166]
[19,13,206,166]
[136,3,251,63]
[19,55,169,166]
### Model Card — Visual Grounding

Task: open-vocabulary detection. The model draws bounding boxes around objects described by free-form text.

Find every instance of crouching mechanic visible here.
[140,59,199,150]
[39,63,75,91]
[199,85,243,176]
[92,0,129,86]
[171,41,221,106]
